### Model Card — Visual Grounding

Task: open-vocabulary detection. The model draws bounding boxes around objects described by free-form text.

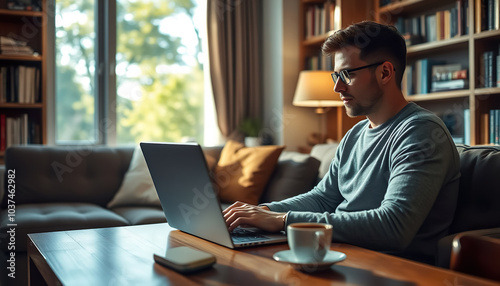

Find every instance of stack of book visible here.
[431,64,468,92]
[475,0,500,33]
[0,113,41,152]
[394,0,469,45]
[0,36,35,56]
[0,65,41,104]
[405,59,469,95]
[490,109,500,144]
[480,46,500,88]
[304,0,340,39]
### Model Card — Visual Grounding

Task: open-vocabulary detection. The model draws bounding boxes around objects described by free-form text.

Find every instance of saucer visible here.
[273,250,346,272]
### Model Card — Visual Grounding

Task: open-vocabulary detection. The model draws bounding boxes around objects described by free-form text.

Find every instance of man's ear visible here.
[380,61,395,85]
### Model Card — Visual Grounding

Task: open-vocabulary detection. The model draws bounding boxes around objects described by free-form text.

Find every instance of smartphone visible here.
[154,246,216,274]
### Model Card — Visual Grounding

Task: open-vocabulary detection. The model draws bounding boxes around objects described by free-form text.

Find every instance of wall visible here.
[262,0,321,152]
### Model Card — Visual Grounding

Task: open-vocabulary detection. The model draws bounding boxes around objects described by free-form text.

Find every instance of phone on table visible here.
[154,246,216,274]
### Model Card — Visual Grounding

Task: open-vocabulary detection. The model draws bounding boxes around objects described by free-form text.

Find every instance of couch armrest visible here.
[436,227,500,268]
[0,165,4,207]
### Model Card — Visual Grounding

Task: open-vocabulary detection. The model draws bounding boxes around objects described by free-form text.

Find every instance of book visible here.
[482,51,496,88]
[419,58,445,94]
[464,109,470,145]
[431,79,468,92]
[432,64,466,81]
[404,64,414,96]
[497,54,500,87]
[431,64,468,92]
[490,109,500,144]
[0,114,6,151]
[426,14,437,42]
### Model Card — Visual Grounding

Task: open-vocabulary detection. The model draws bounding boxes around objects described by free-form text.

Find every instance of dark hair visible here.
[322,21,407,89]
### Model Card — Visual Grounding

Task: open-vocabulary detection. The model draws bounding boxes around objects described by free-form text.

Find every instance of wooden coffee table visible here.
[27,223,498,285]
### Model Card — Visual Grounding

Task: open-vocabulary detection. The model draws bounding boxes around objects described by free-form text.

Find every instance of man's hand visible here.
[223,201,286,232]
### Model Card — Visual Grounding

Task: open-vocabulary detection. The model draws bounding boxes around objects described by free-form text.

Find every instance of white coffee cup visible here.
[287,222,333,263]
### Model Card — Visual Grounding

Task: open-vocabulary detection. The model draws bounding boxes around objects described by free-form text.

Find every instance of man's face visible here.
[332,47,384,118]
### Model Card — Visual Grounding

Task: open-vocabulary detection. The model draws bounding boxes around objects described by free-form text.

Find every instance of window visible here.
[55,0,219,145]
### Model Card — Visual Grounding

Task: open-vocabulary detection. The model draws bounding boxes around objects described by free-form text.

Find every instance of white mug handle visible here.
[315,231,326,250]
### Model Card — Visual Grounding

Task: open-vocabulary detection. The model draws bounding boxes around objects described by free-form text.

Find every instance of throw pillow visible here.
[107,145,160,208]
[260,151,320,203]
[213,140,285,205]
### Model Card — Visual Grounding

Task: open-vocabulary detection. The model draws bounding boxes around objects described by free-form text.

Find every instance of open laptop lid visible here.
[140,142,236,248]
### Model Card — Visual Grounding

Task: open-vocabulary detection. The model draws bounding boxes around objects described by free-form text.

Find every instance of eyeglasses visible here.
[331,61,385,85]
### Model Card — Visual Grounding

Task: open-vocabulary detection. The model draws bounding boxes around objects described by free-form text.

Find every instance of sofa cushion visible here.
[111,206,166,225]
[107,146,160,208]
[213,141,285,205]
[0,203,129,252]
[260,151,320,203]
[107,145,222,208]
[310,142,339,179]
[451,145,500,234]
[2,146,134,207]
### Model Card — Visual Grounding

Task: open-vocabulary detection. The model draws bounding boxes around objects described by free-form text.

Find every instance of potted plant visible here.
[239,118,262,147]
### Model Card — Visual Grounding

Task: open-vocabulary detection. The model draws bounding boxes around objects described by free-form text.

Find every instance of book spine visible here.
[0,114,6,151]
[490,109,496,144]
[464,109,470,145]
[497,54,500,87]
[497,109,500,144]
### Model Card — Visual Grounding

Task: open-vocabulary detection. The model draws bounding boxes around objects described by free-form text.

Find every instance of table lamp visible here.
[293,70,343,144]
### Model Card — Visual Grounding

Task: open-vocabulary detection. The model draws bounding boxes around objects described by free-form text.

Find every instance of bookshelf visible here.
[374,0,500,145]
[0,0,46,163]
[299,0,373,142]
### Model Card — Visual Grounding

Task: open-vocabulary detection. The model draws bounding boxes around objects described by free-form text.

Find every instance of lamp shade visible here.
[293,70,343,111]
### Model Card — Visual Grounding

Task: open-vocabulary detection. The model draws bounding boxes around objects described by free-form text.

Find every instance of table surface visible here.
[27,223,499,286]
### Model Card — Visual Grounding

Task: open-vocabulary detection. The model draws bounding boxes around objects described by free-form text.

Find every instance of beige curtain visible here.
[207,0,262,139]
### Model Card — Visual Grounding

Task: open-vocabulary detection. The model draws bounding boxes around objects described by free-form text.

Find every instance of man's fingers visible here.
[222,201,247,215]
[228,216,254,232]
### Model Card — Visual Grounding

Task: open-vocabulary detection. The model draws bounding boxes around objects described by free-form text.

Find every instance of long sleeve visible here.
[264,103,460,262]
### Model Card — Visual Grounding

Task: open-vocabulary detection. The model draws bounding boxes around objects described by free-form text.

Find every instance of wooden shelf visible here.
[375,0,500,145]
[303,33,333,46]
[0,0,47,157]
[378,0,458,16]
[406,90,470,102]
[299,0,372,141]
[0,54,43,61]
[473,29,500,40]
[407,35,469,56]
[0,103,43,108]
[0,8,44,18]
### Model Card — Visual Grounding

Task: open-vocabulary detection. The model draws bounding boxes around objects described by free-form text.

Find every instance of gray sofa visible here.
[0,144,335,254]
[1,143,499,271]
[0,143,333,285]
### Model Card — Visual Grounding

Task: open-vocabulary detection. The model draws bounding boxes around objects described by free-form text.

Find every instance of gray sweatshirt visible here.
[266,103,460,263]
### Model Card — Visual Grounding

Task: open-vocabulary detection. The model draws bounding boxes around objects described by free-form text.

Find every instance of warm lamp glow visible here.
[293,70,343,114]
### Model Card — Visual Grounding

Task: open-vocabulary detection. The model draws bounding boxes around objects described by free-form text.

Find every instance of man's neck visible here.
[367,91,408,128]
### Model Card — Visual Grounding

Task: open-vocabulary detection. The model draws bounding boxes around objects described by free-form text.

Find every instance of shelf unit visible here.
[299,0,373,142]
[374,0,500,145]
[0,0,46,163]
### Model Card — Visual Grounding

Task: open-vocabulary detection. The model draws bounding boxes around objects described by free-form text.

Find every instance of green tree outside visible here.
[55,0,204,144]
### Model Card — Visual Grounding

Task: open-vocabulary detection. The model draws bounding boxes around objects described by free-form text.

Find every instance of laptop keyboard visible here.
[230,228,270,243]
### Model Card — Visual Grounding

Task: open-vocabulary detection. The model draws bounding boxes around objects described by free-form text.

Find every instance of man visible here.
[223,21,460,264]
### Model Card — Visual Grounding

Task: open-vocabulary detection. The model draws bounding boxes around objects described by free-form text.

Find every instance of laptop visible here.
[140,142,287,248]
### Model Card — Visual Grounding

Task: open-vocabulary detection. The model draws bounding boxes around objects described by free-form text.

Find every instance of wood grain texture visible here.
[28,223,499,285]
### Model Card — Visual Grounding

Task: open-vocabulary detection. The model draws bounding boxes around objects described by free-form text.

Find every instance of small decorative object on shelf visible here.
[7,0,42,11]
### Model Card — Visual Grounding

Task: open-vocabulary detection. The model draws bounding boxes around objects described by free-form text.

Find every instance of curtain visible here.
[207,0,262,139]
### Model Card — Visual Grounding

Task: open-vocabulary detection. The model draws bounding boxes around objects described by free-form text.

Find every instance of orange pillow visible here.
[213,140,285,205]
